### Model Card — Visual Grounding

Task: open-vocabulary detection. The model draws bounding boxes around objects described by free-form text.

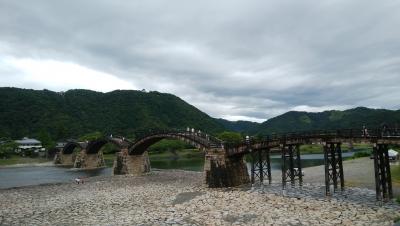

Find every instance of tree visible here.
[0,140,18,158]
[217,131,243,143]
[37,129,56,150]
[148,139,191,152]
[78,131,103,142]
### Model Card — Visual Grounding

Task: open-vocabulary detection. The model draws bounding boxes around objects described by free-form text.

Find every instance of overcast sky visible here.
[1,1,400,122]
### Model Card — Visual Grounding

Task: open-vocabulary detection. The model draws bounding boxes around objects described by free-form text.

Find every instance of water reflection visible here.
[0,166,111,189]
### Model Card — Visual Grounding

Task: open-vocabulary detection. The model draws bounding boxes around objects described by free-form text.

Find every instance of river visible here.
[0,152,357,189]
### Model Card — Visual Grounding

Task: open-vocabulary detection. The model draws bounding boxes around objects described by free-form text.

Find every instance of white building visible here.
[15,137,45,156]
[389,149,399,161]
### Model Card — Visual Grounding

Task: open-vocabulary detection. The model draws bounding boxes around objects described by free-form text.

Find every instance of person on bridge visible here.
[362,125,369,137]
[381,123,389,137]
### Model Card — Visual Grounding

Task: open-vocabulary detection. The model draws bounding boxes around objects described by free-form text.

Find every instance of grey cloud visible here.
[1,0,400,121]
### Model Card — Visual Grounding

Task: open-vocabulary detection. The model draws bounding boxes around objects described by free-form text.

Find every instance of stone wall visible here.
[204,148,250,187]
[113,149,151,175]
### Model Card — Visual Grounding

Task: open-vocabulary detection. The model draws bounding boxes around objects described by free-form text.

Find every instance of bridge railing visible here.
[224,126,400,150]
[107,135,135,147]
[123,126,400,151]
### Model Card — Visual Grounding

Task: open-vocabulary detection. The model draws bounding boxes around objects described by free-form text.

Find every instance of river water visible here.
[0,152,357,189]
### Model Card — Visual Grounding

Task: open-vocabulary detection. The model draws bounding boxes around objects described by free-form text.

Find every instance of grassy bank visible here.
[393,164,400,183]
[392,165,400,204]
[0,155,50,166]
[300,144,372,154]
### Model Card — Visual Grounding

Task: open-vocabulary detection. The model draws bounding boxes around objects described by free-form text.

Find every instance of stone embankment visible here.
[0,170,399,225]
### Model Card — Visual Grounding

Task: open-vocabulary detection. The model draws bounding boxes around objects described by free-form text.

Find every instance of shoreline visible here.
[1,157,398,191]
[0,161,54,168]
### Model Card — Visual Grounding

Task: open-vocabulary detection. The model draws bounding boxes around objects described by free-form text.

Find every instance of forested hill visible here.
[215,118,261,134]
[0,88,224,140]
[257,107,400,135]
[1,87,399,140]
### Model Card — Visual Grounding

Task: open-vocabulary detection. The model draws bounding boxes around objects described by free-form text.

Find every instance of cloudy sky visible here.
[1,1,399,122]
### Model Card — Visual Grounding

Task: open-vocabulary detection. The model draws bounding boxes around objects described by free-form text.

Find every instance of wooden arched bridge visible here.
[55,127,399,201]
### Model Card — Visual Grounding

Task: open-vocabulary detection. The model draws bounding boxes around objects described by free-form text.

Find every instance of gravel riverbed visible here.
[1,169,400,226]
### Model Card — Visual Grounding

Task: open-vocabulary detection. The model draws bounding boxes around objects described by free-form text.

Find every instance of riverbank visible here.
[301,157,400,196]
[0,161,54,168]
[299,143,372,154]
[1,170,400,225]
[268,157,400,197]
[0,155,51,167]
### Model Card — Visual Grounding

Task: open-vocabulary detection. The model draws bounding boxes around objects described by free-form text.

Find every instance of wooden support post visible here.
[373,143,392,201]
[383,145,393,199]
[289,145,295,187]
[266,149,272,184]
[251,149,271,186]
[281,144,286,190]
[337,144,345,191]
[378,145,387,200]
[258,150,264,183]
[251,151,256,185]
[323,143,331,196]
[295,144,303,187]
[282,143,302,190]
[373,144,382,201]
[323,142,344,196]
[330,143,338,192]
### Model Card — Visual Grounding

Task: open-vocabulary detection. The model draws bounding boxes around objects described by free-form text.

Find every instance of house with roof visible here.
[15,137,45,157]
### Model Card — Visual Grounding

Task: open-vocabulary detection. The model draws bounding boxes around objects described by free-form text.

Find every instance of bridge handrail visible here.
[224,126,400,150]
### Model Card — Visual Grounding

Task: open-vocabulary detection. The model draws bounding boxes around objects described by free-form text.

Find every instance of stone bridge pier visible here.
[74,149,106,169]
[204,148,250,187]
[112,147,249,187]
[113,149,151,175]
[54,152,77,166]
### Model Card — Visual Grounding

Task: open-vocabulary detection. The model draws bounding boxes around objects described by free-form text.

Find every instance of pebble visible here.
[0,170,399,225]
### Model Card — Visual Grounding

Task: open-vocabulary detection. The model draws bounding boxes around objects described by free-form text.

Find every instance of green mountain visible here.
[257,107,400,135]
[1,87,399,140]
[0,87,224,140]
[216,118,260,134]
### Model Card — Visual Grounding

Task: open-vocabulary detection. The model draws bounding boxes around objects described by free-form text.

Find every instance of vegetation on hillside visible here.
[0,140,18,158]
[257,107,400,135]
[148,139,193,153]
[0,88,224,141]
[216,131,243,144]
[2,88,400,145]
[78,131,104,142]
[216,119,260,134]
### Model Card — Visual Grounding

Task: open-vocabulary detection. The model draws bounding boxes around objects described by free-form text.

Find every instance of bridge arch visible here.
[55,141,87,166]
[86,137,131,154]
[114,130,249,187]
[62,141,87,155]
[129,131,222,155]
